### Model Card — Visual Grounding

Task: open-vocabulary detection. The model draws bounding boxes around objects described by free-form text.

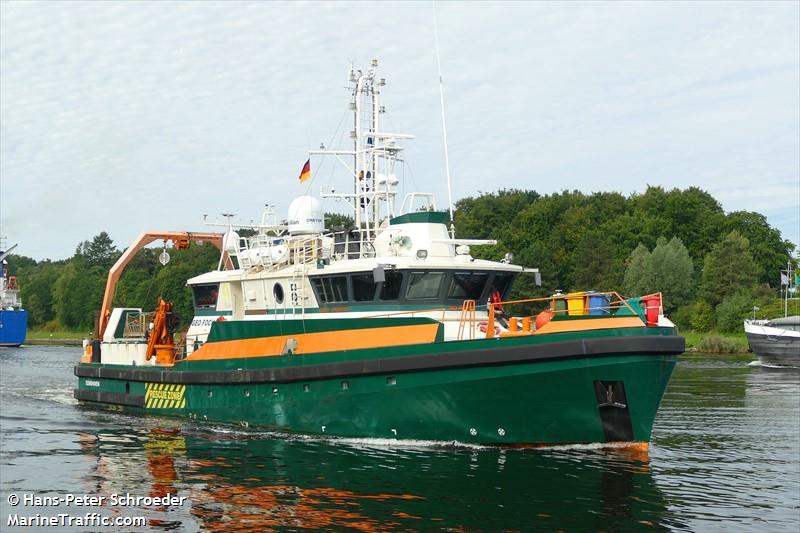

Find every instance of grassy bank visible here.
[27,328,89,341]
[681,330,749,354]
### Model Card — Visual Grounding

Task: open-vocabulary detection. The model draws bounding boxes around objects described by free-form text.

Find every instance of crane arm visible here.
[0,243,19,262]
[98,231,231,338]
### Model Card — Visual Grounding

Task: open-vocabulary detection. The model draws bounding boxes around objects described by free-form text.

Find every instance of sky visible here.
[1,0,798,260]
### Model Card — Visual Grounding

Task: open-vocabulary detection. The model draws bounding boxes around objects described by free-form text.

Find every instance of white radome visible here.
[287,196,324,235]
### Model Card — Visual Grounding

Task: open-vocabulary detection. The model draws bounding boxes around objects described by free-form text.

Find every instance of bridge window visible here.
[192,284,219,309]
[351,272,377,301]
[490,273,515,298]
[311,276,348,304]
[448,272,489,301]
[378,270,404,301]
[406,271,445,300]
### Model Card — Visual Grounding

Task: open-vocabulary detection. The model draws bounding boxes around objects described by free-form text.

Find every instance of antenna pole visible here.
[433,1,455,237]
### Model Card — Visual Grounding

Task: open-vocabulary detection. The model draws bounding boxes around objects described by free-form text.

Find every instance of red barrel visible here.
[641,294,661,327]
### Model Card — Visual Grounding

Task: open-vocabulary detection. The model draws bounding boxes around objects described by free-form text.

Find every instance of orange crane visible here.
[146,298,179,365]
[96,231,233,339]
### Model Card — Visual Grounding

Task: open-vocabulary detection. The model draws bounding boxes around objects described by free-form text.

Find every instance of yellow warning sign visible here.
[145,383,186,409]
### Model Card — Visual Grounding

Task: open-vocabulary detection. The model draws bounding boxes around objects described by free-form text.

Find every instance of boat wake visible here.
[35,387,79,406]
[4,386,77,406]
[192,424,488,450]
[748,360,800,370]
[192,424,650,453]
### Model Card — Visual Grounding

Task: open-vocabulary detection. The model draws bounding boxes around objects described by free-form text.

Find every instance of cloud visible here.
[1,1,798,258]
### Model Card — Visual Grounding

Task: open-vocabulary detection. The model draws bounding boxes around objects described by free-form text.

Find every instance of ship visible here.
[0,243,27,347]
[74,61,684,447]
[744,260,799,368]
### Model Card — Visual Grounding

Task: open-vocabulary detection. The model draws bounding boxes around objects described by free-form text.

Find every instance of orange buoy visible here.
[535,310,553,330]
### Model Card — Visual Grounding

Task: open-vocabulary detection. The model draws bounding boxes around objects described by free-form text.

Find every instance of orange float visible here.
[535,309,553,330]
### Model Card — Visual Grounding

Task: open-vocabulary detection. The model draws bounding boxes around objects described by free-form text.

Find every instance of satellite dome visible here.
[287,196,324,235]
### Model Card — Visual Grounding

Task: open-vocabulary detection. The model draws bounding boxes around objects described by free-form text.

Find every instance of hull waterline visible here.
[745,332,800,368]
[75,329,682,446]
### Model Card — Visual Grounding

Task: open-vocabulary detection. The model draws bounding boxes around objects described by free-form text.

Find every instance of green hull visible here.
[75,325,681,445]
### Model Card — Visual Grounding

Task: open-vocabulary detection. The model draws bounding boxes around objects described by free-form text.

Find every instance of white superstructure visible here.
[183,62,538,353]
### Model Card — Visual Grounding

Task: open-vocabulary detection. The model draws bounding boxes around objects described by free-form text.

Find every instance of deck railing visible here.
[364,291,656,340]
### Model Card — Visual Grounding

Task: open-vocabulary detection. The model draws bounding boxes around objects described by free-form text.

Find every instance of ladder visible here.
[288,237,317,318]
[457,299,476,340]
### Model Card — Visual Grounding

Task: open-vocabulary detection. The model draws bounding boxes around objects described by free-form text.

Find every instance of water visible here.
[1,347,798,531]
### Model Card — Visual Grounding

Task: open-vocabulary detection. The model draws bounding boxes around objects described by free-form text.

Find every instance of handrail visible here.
[363,291,641,323]
[488,291,636,315]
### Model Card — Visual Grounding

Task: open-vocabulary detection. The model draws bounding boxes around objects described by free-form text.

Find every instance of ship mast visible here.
[310,60,412,258]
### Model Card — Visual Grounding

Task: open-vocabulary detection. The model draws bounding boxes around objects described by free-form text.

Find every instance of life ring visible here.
[216,316,226,322]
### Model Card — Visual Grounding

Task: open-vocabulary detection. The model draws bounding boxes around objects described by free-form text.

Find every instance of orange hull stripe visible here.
[187,323,440,361]
[534,316,645,335]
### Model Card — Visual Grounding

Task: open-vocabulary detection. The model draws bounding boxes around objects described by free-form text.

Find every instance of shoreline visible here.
[24,338,83,346]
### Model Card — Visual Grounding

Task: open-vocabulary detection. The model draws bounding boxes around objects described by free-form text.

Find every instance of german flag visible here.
[298,158,311,183]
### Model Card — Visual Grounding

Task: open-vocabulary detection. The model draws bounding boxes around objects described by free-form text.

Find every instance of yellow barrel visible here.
[566,292,586,316]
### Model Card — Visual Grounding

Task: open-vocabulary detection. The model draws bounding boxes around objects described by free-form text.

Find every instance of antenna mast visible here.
[311,61,412,256]
[433,1,455,238]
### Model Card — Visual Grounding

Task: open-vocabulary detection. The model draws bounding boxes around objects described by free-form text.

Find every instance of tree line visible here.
[453,186,794,331]
[6,186,796,333]
[9,232,219,332]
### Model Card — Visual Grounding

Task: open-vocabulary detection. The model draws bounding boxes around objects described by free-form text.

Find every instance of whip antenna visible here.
[433,1,455,238]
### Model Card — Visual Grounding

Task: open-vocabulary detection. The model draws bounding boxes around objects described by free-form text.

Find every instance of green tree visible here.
[624,186,725,268]
[662,187,726,261]
[716,290,754,333]
[454,189,540,240]
[649,237,695,311]
[4,253,37,276]
[699,231,759,308]
[76,231,120,270]
[569,229,622,291]
[622,238,693,312]
[725,211,795,286]
[623,244,651,296]
[325,212,355,230]
[52,257,105,329]
[19,262,61,326]
[690,301,714,332]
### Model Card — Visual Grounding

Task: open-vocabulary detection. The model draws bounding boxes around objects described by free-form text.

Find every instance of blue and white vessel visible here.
[0,244,27,347]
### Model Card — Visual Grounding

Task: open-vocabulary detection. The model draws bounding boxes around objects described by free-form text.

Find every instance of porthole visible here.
[273,283,285,304]
[341,381,349,391]
[272,387,279,395]
[303,384,310,393]
[386,376,396,386]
